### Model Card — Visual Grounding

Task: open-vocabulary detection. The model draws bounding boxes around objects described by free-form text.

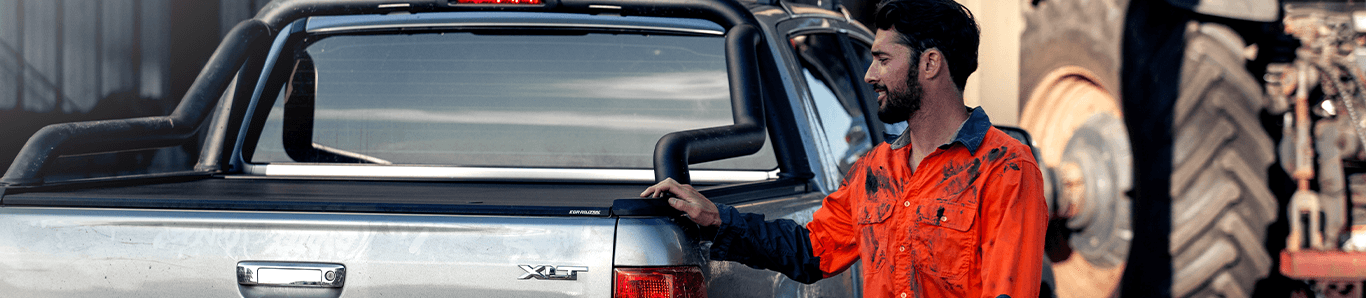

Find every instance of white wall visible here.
[957,0,1023,126]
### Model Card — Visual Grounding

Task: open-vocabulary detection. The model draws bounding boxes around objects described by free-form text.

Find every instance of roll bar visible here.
[653,24,766,184]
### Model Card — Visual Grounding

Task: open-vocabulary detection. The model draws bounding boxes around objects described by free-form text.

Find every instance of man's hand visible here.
[640,178,721,227]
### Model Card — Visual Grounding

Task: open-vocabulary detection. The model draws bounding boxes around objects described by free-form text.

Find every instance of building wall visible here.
[0,0,248,175]
[958,0,1023,127]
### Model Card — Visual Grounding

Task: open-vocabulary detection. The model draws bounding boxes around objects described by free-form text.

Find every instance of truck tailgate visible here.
[0,207,617,297]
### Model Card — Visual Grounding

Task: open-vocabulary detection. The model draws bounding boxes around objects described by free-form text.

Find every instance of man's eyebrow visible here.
[871,50,889,57]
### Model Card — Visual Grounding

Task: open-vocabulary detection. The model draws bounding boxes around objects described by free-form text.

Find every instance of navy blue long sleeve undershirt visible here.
[706,203,826,284]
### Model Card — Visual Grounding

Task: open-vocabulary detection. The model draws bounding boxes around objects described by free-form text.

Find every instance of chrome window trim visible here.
[307,22,724,35]
[242,163,778,183]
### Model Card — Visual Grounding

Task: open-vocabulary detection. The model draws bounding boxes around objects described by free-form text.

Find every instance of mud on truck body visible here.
[1014,0,1366,296]
[0,0,965,296]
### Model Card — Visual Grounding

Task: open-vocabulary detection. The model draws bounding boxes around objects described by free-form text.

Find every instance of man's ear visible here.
[920,48,943,80]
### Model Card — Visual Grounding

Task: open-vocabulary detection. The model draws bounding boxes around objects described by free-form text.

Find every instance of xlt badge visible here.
[518,265,588,280]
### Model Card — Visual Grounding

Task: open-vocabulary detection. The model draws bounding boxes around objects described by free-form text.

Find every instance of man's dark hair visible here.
[874,0,980,90]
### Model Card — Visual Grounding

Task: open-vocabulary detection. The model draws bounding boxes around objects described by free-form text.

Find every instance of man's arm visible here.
[978,160,1049,298]
[642,179,829,284]
[709,203,825,283]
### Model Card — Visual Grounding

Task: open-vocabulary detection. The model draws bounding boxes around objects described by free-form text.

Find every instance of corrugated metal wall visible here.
[0,0,269,175]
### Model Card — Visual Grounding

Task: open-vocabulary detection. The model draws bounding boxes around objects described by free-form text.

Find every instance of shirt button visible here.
[901,293,907,298]
[899,246,906,252]
[941,216,949,222]
[903,201,910,207]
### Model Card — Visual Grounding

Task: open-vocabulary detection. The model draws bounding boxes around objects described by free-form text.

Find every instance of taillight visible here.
[452,0,542,4]
[614,267,706,298]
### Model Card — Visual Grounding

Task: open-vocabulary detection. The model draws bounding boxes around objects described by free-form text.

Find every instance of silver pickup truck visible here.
[0,0,1019,297]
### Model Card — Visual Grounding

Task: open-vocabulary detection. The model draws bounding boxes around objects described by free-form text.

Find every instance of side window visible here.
[790,33,877,174]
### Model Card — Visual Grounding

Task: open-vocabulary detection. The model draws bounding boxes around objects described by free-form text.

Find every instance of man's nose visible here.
[864,63,877,85]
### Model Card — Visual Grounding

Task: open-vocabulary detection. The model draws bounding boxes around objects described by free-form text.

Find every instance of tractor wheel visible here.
[1122,0,1277,295]
[1020,0,1131,297]
[1165,22,1277,298]
[1025,0,1277,297]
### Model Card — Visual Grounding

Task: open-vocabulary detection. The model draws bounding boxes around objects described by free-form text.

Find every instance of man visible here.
[640,0,1048,297]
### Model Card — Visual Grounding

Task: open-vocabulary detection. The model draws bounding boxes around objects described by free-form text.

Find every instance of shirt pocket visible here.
[854,191,898,271]
[856,193,898,224]
[911,200,979,284]
[916,202,977,231]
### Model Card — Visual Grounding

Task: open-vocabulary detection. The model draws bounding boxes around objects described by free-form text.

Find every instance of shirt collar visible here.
[947,106,992,153]
[888,106,993,153]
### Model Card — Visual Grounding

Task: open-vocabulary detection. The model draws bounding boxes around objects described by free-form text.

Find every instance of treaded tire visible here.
[1166,22,1277,298]
[1029,1,1277,297]
[1020,0,1128,106]
[1021,1,1132,298]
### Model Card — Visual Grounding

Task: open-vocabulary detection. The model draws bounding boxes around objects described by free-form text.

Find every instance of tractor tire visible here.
[1025,0,1278,296]
[1121,1,1279,296]
[1020,0,1131,297]
[1165,22,1277,298]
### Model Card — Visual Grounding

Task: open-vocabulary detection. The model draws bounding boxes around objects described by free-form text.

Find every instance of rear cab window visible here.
[242,12,777,182]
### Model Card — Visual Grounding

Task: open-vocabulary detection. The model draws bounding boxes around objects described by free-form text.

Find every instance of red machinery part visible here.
[1281,250,1366,279]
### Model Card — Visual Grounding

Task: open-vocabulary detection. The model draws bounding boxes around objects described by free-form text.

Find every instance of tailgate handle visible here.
[237,261,345,288]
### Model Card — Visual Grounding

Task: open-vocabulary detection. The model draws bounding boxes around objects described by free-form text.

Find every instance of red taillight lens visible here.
[614,267,707,298]
[453,0,542,4]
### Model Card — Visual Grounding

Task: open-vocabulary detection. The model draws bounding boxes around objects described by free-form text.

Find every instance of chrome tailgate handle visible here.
[237,262,345,288]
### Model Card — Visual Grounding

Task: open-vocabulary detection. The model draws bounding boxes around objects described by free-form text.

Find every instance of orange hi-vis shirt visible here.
[806,107,1048,298]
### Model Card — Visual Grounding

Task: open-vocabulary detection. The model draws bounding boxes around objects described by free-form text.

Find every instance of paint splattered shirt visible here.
[708,107,1048,298]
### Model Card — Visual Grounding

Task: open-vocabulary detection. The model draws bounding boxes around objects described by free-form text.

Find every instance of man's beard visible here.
[876,66,923,124]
